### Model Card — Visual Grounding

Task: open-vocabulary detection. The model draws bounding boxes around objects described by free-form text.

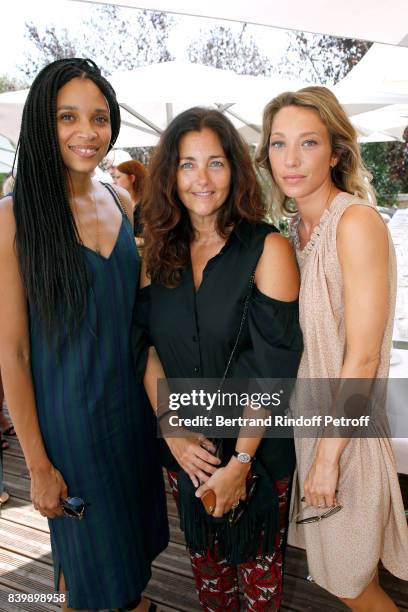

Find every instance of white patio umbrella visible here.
[333,44,408,109]
[0,62,308,149]
[0,88,29,148]
[110,61,308,147]
[1,59,406,149]
[111,60,408,147]
[70,0,408,47]
[351,105,408,142]
[331,43,408,141]
[0,135,15,173]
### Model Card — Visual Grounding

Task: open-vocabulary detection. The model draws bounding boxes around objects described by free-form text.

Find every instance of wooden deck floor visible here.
[1,436,407,611]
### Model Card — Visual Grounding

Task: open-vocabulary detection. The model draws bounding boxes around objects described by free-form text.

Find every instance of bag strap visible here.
[222,269,255,382]
[102,182,128,218]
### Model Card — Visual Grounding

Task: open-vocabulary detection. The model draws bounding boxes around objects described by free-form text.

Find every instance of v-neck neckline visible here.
[190,231,235,294]
[80,216,124,261]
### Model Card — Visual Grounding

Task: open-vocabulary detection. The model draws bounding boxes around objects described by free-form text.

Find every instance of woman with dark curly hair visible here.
[0,58,168,611]
[133,107,303,611]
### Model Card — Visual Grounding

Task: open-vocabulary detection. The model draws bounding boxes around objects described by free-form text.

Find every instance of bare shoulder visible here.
[255,231,299,302]
[263,231,297,259]
[337,204,387,254]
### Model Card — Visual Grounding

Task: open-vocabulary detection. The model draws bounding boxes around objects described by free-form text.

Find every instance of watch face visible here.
[237,452,251,463]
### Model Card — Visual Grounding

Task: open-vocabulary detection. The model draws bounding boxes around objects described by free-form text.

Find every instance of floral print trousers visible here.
[167,471,290,611]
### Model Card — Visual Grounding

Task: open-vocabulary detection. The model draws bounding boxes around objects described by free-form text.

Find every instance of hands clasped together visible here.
[166,433,250,517]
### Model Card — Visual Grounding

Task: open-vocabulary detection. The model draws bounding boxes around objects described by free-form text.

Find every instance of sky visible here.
[0,0,289,79]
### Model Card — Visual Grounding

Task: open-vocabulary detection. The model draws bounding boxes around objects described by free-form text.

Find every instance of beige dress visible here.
[288,192,408,598]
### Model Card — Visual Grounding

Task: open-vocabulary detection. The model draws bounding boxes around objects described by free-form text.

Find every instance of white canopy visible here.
[110,61,308,147]
[70,0,408,47]
[0,134,15,173]
[111,54,408,145]
[1,54,407,150]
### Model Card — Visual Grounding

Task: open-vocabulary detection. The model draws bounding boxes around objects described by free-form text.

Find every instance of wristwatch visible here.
[233,451,255,464]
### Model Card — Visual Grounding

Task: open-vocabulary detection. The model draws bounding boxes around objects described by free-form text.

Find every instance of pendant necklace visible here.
[92,189,100,255]
[74,189,100,254]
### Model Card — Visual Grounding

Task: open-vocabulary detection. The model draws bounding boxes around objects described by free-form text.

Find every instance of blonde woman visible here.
[257,86,408,612]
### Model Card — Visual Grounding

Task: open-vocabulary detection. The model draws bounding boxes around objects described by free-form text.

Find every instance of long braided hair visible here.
[13,58,120,337]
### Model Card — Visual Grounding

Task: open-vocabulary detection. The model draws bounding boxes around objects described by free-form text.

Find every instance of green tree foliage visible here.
[20,5,175,80]
[187,24,274,76]
[387,129,408,194]
[360,142,403,206]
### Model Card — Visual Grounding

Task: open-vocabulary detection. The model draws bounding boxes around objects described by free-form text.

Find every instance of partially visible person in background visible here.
[2,174,15,197]
[103,148,131,181]
[113,160,146,246]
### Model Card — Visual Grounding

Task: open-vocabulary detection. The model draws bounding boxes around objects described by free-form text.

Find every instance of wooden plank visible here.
[0,550,58,612]
[282,573,348,611]
[0,588,59,612]
[2,436,407,612]
[0,521,52,564]
[2,454,29,479]
[153,542,193,578]
[2,474,30,502]
[378,567,408,610]
[0,498,49,533]
[144,566,200,612]
[1,438,21,457]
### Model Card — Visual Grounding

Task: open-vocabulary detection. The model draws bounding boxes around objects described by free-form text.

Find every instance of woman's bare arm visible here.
[0,197,67,517]
[306,205,389,506]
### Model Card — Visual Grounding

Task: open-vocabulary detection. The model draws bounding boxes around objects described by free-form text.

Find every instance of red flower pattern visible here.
[168,471,290,611]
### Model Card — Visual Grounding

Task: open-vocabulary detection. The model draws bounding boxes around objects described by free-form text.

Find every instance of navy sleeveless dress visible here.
[29,186,169,610]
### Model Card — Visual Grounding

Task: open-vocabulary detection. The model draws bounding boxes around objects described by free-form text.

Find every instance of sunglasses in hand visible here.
[293,496,342,525]
[61,497,86,520]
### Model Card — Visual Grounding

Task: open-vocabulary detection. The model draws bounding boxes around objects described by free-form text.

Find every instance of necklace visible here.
[73,189,100,254]
[92,189,100,255]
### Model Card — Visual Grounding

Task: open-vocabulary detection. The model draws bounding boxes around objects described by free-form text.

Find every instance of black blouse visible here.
[133,203,143,238]
[132,220,303,480]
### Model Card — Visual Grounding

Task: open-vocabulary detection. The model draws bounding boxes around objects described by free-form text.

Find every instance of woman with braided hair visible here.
[0,58,168,611]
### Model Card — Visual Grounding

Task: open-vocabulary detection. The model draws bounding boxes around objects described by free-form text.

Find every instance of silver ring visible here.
[231,501,240,510]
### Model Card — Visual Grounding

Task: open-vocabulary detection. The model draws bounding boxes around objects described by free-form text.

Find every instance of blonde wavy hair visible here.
[256,86,375,216]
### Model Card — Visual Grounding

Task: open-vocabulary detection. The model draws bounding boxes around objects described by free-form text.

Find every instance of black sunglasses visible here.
[294,497,342,525]
[61,497,86,520]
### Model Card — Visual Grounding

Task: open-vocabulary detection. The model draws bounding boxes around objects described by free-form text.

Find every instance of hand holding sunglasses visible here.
[61,496,86,520]
[293,496,342,525]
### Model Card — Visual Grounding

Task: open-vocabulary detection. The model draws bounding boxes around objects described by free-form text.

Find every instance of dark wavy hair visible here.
[13,58,120,337]
[116,159,146,200]
[143,107,266,287]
